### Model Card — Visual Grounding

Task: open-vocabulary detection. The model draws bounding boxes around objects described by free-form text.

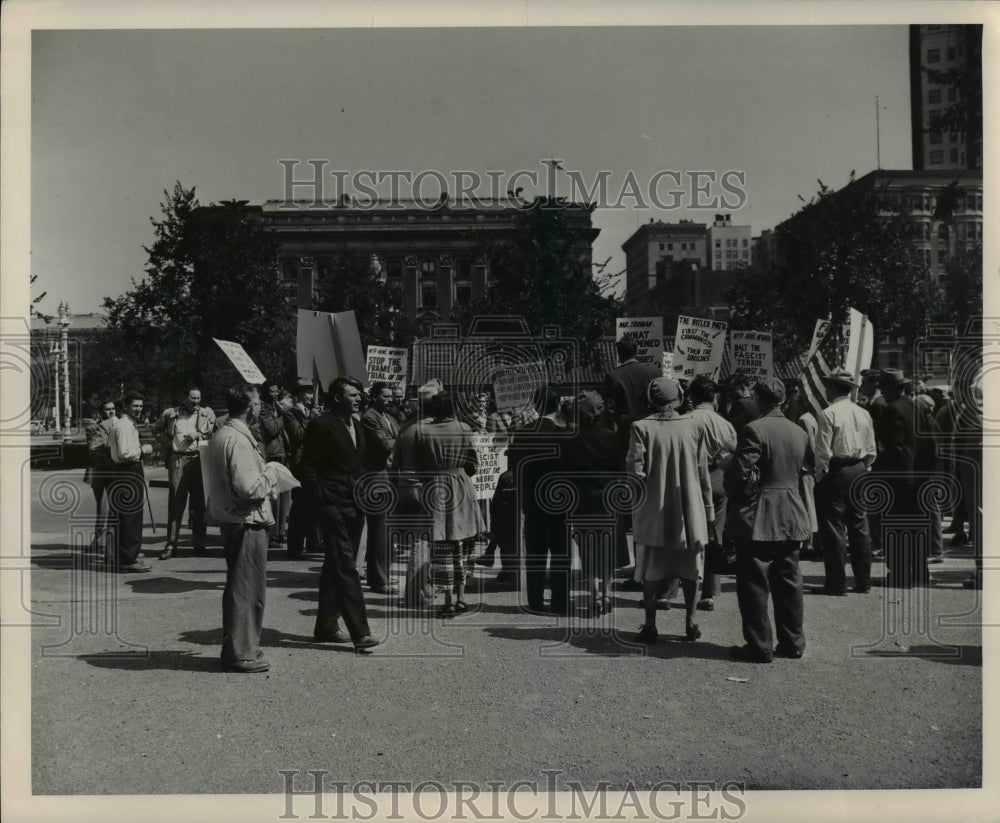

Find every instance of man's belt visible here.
[828,457,864,470]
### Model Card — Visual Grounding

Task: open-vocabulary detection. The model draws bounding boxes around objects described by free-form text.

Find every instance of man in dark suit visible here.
[726,378,815,663]
[872,368,938,588]
[360,381,400,594]
[298,377,379,652]
[602,338,661,453]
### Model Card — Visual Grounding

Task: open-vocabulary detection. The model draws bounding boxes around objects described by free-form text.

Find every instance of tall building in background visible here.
[705,214,752,271]
[621,219,708,309]
[909,24,983,171]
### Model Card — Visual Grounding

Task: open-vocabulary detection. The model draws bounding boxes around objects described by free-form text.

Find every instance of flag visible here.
[800,319,845,420]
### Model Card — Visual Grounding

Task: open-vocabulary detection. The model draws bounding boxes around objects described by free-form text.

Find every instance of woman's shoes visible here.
[454,600,469,614]
[684,622,702,642]
[439,604,456,619]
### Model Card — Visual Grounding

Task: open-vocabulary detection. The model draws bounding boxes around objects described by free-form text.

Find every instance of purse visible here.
[705,540,737,576]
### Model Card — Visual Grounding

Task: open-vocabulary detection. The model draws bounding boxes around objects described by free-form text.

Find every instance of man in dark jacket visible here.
[283,378,316,559]
[298,377,379,651]
[872,368,939,588]
[602,338,660,453]
[726,378,815,663]
[360,382,400,594]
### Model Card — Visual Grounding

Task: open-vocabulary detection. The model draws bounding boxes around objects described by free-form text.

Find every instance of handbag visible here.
[705,539,737,576]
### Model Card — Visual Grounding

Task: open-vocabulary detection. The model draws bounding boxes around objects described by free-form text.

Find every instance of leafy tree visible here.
[942,245,982,327]
[30,274,51,323]
[312,251,417,348]
[451,200,622,364]
[729,175,942,363]
[102,183,295,410]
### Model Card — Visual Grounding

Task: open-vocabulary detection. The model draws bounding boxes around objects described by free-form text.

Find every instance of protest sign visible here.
[661,350,673,375]
[728,330,773,379]
[807,319,832,361]
[296,309,366,391]
[616,317,664,366]
[672,315,728,379]
[843,307,874,384]
[213,338,267,384]
[366,345,408,387]
[493,362,546,413]
[472,433,510,501]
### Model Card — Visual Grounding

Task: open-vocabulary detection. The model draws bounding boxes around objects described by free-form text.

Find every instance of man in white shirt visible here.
[812,369,877,595]
[153,386,217,559]
[108,393,153,572]
[205,384,278,673]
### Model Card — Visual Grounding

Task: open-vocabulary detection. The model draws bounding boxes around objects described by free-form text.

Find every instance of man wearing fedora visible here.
[811,369,877,595]
[872,368,939,587]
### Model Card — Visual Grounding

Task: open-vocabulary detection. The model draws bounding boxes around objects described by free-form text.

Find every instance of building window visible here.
[742,238,748,246]
[457,259,471,279]
[948,86,958,103]
[928,88,942,104]
[929,149,943,164]
[937,248,948,264]
[714,240,721,248]
[923,249,932,266]
[949,148,959,163]
[929,131,942,145]
[659,243,665,251]
[454,281,471,306]
[387,258,402,278]
[421,260,437,277]
[666,243,673,250]
[421,283,437,309]
[927,48,940,63]
[947,46,956,60]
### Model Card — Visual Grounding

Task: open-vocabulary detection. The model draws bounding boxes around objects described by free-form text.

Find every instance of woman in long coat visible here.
[627,377,714,643]
[413,392,485,617]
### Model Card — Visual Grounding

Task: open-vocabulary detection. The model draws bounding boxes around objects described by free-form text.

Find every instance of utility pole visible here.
[875,95,881,170]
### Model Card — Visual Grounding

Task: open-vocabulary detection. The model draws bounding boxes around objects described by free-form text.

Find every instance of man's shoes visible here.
[928,553,944,565]
[353,635,380,652]
[808,586,847,596]
[369,584,399,595]
[774,645,804,659]
[222,658,270,673]
[137,552,147,559]
[730,644,772,663]
[192,545,207,555]
[287,550,304,560]
[313,629,351,643]
[474,555,495,568]
[853,586,871,594]
[949,532,970,547]
[494,571,517,587]
[119,561,151,573]
[635,624,659,645]
[620,578,643,592]
[962,576,983,590]
[160,543,176,560]
[696,598,715,611]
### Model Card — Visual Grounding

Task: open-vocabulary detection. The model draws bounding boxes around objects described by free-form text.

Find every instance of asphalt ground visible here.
[18,467,985,799]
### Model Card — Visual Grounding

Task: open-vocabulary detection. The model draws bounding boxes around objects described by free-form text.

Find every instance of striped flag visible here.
[800,319,846,420]
[799,308,874,419]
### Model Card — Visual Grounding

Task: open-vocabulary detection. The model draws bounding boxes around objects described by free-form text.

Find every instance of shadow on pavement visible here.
[125,577,225,594]
[179,627,358,654]
[77,650,221,673]
[861,644,982,666]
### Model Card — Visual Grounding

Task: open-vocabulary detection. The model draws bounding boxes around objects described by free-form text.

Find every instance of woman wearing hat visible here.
[627,377,714,643]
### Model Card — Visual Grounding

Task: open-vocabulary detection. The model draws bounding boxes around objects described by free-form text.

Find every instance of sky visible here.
[30,24,914,316]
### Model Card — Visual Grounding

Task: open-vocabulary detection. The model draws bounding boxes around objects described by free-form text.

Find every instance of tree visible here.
[30,274,51,323]
[102,183,295,409]
[729,175,942,364]
[451,201,622,364]
[942,245,982,326]
[312,252,417,349]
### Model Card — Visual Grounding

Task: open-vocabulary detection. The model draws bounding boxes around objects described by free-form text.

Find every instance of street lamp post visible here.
[60,302,72,430]
[51,337,61,434]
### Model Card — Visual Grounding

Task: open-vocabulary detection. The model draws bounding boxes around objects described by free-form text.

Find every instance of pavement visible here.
[19,467,984,796]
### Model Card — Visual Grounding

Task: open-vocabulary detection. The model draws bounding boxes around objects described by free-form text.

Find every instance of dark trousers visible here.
[219,522,268,664]
[877,473,931,589]
[817,461,872,592]
[89,471,112,553]
[286,487,318,555]
[314,505,371,641]
[107,464,145,565]
[735,540,804,657]
[165,453,206,546]
[702,464,729,599]
[523,514,570,613]
[365,509,389,589]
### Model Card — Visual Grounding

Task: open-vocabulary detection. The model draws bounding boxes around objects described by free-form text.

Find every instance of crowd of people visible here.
[80,337,982,673]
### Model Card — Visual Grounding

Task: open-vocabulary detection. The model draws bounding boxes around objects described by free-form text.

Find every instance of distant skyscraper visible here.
[909,24,982,171]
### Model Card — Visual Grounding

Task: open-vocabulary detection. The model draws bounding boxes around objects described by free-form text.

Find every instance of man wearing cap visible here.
[873,368,939,587]
[628,377,714,643]
[812,370,877,595]
[726,378,814,663]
